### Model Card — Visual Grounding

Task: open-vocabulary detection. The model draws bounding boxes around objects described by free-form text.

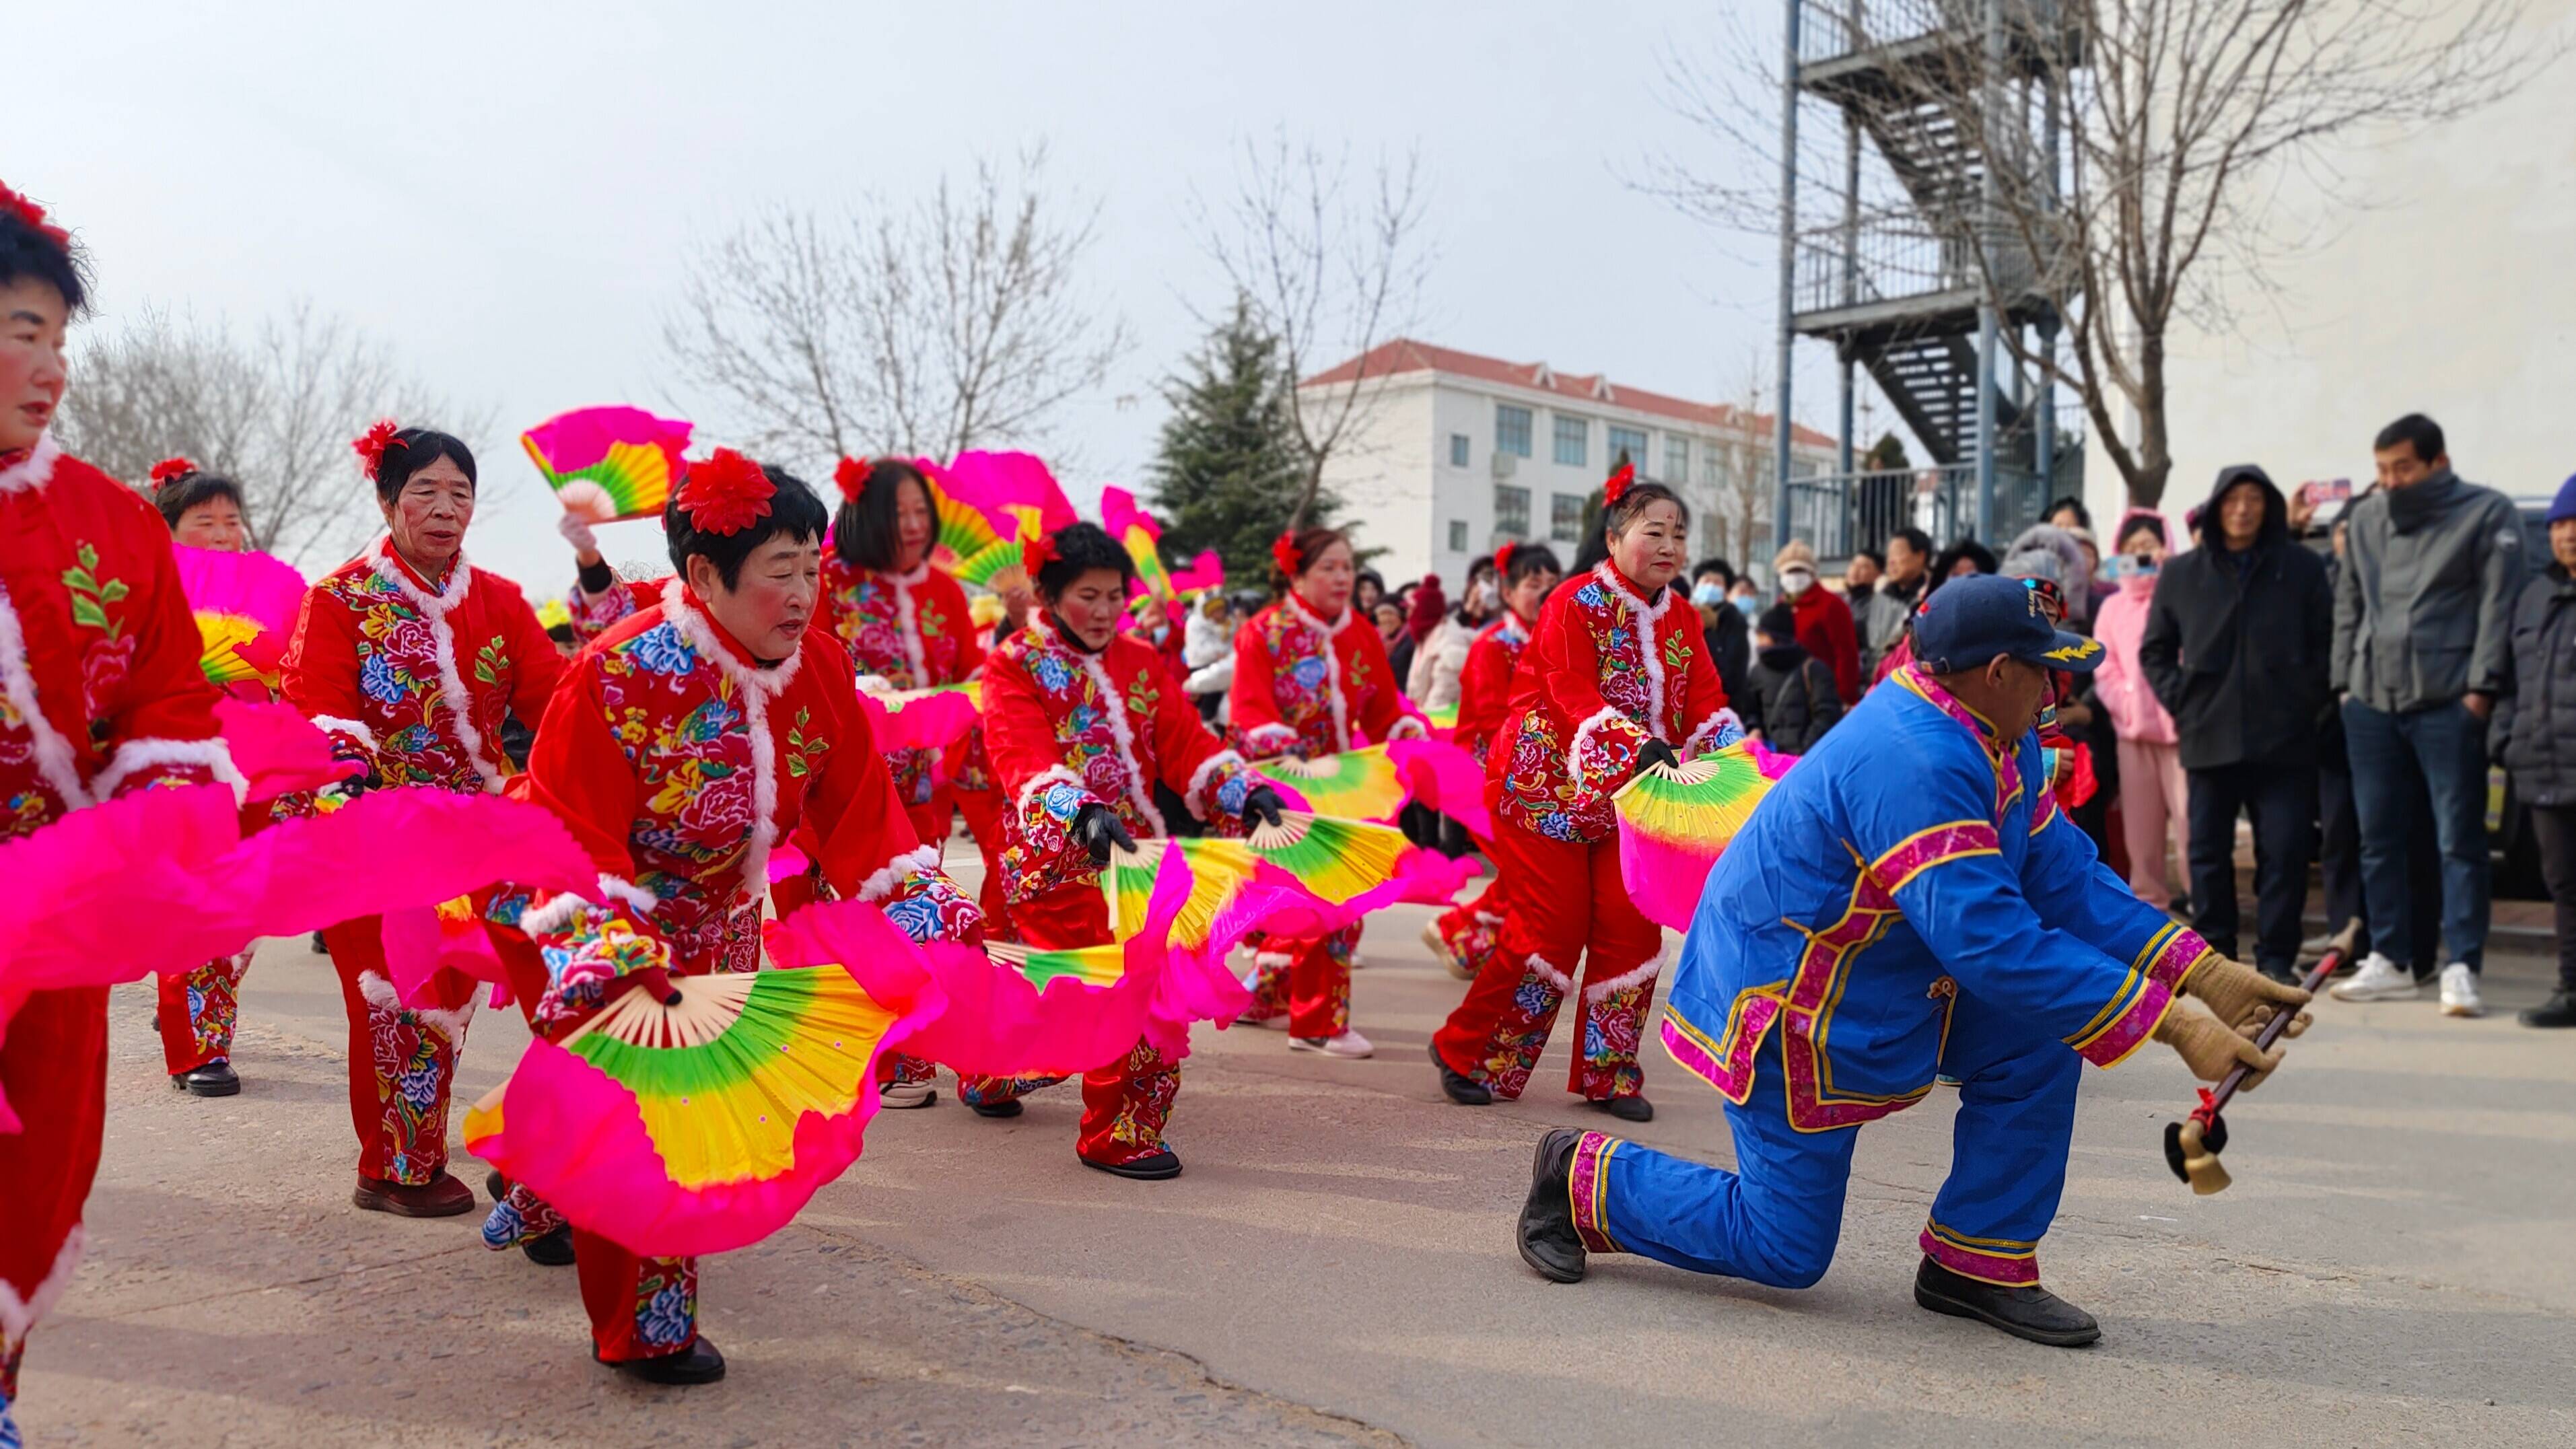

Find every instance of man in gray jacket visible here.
[2330,414,2526,1017]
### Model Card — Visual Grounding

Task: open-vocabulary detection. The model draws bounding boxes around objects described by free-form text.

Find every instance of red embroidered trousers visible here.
[0,986,108,1415]
[157,951,249,1074]
[952,783,1015,940]
[1432,808,1663,1101]
[1240,925,1357,1038]
[323,917,478,1185]
[954,885,1179,1165]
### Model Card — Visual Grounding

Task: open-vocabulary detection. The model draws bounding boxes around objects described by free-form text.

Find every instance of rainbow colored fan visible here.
[987,938,1128,989]
[522,406,693,523]
[1613,742,1786,932]
[463,960,931,1257]
[1100,487,1175,603]
[932,450,1078,536]
[1255,746,1407,823]
[174,544,306,688]
[1101,812,1417,947]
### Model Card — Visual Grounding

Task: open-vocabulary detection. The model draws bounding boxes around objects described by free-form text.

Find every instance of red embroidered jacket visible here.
[0,435,231,835]
[281,538,561,796]
[512,582,979,1023]
[1452,608,1535,767]
[981,616,1257,905]
[1494,562,1733,843]
[1226,595,1424,760]
[821,557,982,807]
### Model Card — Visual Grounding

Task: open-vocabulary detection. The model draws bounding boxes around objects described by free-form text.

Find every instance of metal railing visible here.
[1782,462,2050,559]
[1798,0,2072,66]
[1793,220,1973,316]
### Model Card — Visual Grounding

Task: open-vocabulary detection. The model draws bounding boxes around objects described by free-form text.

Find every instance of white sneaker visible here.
[1290,1030,1375,1059]
[879,1080,937,1108]
[2437,962,2486,1018]
[2329,953,2421,1002]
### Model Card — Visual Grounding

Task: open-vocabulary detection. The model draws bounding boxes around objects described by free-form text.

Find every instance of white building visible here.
[1300,340,1840,586]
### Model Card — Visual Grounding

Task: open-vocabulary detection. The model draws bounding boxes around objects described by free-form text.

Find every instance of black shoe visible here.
[2521,991,2576,1028]
[1912,1254,2100,1347]
[1082,1147,1182,1180]
[967,1098,1024,1119]
[1590,1094,1652,1123]
[1432,1041,1490,1105]
[171,1061,240,1097]
[521,1226,576,1267]
[486,1168,509,1201]
[605,1338,726,1385]
[310,930,330,956]
[1517,1128,1587,1283]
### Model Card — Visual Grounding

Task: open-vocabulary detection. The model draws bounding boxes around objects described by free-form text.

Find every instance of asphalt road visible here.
[18,889,2576,1448]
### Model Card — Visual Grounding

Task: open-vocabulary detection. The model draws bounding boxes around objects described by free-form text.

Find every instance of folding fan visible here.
[174,544,306,687]
[1612,742,1786,931]
[522,406,693,523]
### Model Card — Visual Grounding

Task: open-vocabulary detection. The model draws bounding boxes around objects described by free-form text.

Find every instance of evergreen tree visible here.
[1148,300,1332,583]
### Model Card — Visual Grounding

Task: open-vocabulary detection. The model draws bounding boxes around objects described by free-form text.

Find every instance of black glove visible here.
[1074,802,1136,865]
[1240,784,1284,830]
[1636,738,1682,775]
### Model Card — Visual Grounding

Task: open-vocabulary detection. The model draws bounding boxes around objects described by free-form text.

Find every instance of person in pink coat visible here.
[2091,514,2188,910]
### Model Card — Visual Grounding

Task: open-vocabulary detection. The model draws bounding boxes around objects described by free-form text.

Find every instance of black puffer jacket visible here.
[1745,641,1843,755]
[2495,564,2576,806]
[2138,464,2334,770]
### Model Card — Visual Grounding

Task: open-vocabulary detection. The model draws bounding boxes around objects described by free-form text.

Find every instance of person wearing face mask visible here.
[281,423,565,1220]
[1513,573,2309,1347]
[2090,516,2188,912]
[814,456,991,1105]
[1230,526,1429,1058]
[1422,542,1564,981]
[1690,558,1752,705]
[1772,540,1860,705]
[0,184,238,1443]
[955,523,1284,1168]
[486,452,983,1382]
[1432,466,1737,1123]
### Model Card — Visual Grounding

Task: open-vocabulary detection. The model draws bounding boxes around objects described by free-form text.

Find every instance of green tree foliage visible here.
[1148,300,1333,583]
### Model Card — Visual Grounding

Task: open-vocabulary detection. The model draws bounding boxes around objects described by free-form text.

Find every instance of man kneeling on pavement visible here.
[1516,573,2311,1346]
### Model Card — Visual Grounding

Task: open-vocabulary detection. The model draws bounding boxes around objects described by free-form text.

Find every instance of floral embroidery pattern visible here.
[63,542,135,719]
[318,566,499,794]
[1240,606,1363,758]
[630,1256,699,1353]
[361,993,465,1185]
[1580,977,1654,1101]
[1089,1038,1179,1163]
[174,953,247,1066]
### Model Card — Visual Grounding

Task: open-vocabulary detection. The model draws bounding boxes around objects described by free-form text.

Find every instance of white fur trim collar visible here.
[368,536,501,792]
[1283,592,1351,639]
[0,1222,83,1345]
[0,432,63,495]
[1592,562,1673,743]
[659,581,799,893]
[0,577,93,809]
[886,566,930,687]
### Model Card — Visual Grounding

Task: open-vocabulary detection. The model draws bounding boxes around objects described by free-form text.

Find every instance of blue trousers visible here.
[1575,995,2080,1287]
[2342,698,2491,972]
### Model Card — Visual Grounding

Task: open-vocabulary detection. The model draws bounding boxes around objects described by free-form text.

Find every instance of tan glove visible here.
[2184,956,2311,1038]
[2153,1000,2287,1090]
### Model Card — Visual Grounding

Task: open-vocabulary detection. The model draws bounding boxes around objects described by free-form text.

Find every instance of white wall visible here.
[2089,0,2576,526]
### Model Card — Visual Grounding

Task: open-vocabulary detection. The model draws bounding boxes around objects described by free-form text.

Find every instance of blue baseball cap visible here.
[1912,573,2103,674]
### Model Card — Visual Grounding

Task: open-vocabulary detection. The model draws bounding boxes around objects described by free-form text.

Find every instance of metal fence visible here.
[1782,462,2049,560]
[1797,0,2068,65]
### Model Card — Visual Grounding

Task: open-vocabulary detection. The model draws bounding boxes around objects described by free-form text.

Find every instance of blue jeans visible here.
[2342,697,2491,972]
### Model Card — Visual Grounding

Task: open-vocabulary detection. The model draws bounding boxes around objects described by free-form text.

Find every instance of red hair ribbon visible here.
[351,420,405,481]
[833,455,871,505]
[147,456,199,491]
[1271,532,1303,577]
[1493,542,1516,575]
[1603,461,1635,505]
[676,448,775,536]
[0,181,71,252]
[1022,531,1059,577]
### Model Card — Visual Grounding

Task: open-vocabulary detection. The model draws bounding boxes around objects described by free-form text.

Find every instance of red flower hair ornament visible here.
[352,420,405,481]
[148,456,200,491]
[0,181,71,252]
[1602,461,1636,506]
[833,455,872,505]
[1022,531,1059,577]
[1271,532,1304,577]
[676,448,775,536]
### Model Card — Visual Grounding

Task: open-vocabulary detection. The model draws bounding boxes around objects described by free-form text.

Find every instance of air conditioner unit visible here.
[1490,451,1517,479]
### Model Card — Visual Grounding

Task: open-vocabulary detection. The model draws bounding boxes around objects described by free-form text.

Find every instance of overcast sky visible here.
[22,0,1833,585]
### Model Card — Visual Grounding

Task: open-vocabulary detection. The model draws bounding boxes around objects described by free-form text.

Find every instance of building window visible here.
[1550,492,1587,543]
[1607,425,1648,469]
[1493,483,1531,540]
[1447,518,1469,553]
[1495,404,1532,458]
[1553,414,1588,467]
[1666,437,1689,482]
[1449,433,1471,468]
[1702,444,1721,485]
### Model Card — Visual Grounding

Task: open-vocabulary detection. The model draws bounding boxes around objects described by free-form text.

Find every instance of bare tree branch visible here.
[1189,133,1433,530]
[661,148,1131,473]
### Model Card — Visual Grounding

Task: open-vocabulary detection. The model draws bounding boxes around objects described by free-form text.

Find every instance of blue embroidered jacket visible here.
[1661,666,2215,1130]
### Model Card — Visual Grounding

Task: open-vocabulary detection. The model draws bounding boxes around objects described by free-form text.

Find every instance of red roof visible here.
[1302,339,1836,451]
